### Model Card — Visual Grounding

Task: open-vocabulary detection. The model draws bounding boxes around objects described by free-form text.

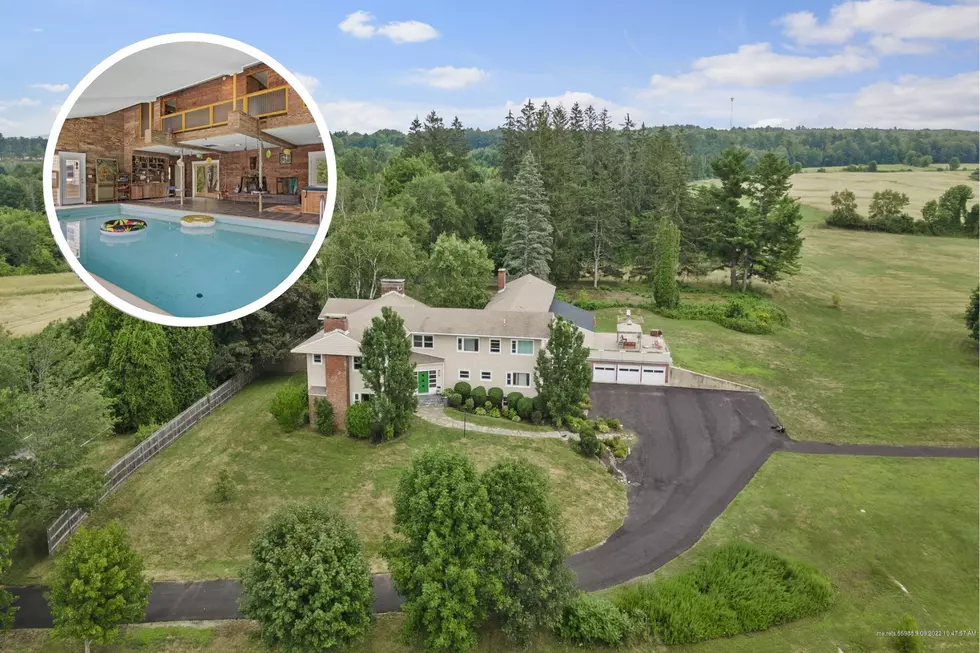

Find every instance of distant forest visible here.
[0,135,46,159]
[334,115,979,179]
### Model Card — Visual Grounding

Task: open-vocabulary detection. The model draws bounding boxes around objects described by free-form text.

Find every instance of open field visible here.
[789,168,978,216]
[589,206,978,447]
[0,273,92,335]
[6,454,975,653]
[7,375,626,583]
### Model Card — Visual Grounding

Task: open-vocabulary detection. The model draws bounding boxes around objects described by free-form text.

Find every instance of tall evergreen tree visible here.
[448,116,470,170]
[164,327,212,412]
[499,111,524,181]
[652,217,681,308]
[403,117,425,158]
[106,317,175,431]
[502,151,553,278]
[359,306,417,440]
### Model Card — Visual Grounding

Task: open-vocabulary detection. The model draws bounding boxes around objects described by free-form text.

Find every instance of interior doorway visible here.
[192,160,220,198]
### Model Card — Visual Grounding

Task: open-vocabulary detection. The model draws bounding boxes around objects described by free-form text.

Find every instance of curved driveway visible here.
[10,385,977,627]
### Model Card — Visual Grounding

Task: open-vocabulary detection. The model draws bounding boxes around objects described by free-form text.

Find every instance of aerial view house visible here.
[292,271,673,427]
[53,42,328,222]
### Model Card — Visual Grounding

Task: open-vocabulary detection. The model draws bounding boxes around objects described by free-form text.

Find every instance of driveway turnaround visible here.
[10,385,977,627]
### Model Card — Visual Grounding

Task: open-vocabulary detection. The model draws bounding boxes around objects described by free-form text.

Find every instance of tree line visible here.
[0,135,45,160]
[826,185,978,237]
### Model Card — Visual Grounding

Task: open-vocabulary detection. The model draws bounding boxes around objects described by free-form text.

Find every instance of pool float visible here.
[100,218,147,234]
[180,214,216,235]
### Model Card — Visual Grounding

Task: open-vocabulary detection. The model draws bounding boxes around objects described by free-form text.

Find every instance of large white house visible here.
[291,271,673,428]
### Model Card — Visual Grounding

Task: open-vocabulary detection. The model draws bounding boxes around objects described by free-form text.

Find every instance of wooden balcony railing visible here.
[160,86,289,134]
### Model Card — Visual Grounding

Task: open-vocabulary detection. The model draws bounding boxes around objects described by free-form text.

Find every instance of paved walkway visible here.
[417,405,570,439]
[10,386,976,628]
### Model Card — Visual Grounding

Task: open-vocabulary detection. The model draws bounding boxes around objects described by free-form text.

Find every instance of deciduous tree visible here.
[534,317,591,427]
[0,498,17,632]
[966,287,979,341]
[423,234,494,308]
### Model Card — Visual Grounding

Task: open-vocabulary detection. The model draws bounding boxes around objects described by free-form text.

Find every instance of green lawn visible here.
[6,454,975,653]
[442,407,555,432]
[591,205,978,446]
[8,375,625,583]
[0,272,92,336]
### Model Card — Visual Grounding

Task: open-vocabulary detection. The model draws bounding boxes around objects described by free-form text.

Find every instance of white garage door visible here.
[592,364,616,383]
[642,366,666,386]
[616,365,641,384]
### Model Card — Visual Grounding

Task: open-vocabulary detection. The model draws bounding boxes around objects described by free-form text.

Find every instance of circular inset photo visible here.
[44,33,336,326]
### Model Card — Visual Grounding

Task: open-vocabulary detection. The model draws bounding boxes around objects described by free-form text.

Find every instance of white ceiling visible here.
[138,124,324,155]
[68,42,258,118]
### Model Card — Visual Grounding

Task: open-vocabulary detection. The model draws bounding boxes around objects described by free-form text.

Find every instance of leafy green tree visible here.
[318,212,418,299]
[502,151,553,279]
[937,184,975,231]
[399,172,466,243]
[652,217,680,308]
[534,317,591,427]
[423,234,494,308]
[240,504,373,652]
[966,287,979,341]
[893,614,923,652]
[268,379,309,432]
[359,307,417,440]
[827,189,862,228]
[965,203,979,237]
[106,316,175,431]
[948,157,960,171]
[869,190,911,221]
[382,153,439,198]
[867,160,878,172]
[0,498,17,632]
[383,449,498,653]
[164,327,212,411]
[48,522,151,653]
[482,459,575,644]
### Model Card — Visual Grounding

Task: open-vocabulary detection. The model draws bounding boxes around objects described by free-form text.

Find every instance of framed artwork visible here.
[279,150,292,164]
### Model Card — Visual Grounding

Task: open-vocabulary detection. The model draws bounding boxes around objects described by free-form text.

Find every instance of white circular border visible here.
[43,32,337,327]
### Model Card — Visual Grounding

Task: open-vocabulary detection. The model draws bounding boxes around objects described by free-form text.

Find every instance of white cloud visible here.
[49,103,63,114]
[647,43,877,93]
[751,118,790,128]
[30,83,69,93]
[778,0,979,46]
[848,71,980,128]
[0,98,41,108]
[338,10,438,44]
[293,73,320,93]
[406,67,487,89]
[868,35,936,55]
[31,27,42,33]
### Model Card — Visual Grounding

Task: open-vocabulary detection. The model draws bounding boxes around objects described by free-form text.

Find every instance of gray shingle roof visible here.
[549,299,595,332]
[484,275,556,313]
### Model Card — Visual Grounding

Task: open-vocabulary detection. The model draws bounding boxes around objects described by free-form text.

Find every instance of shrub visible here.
[831,292,842,309]
[133,422,160,444]
[566,416,588,434]
[531,410,544,425]
[487,387,504,407]
[453,381,472,398]
[557,594,632,647]
[475,407,487,416]
[816,167,826,172]
[447,393,462,408]
[578,427,601,457]
[893,614,923,653]
[595,419,611,434]
[464,397,475,412]
[483,401,493,411]
[344,401,373,439]
[511,415,521,423]
[605,437,629,459]
[532,393,547,415]
[240,504,373,652]
[500,406,510,418]
[613,543,834,645]
[515,397,534,419]
[269,381,309,433]
[470,386,487,406]
[607,418,622,431]
[489,407,501,418]
[506,391,524,408]
[211,470,234,503]
[313,398,336,435]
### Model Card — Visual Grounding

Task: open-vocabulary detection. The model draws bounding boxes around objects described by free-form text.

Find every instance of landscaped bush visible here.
[557,594,633,647]
[893,614,923,652]
[133,422,160,444]
[532,393,547,415]
[475,407,487,416]
[470,386,487,407]
[268,381,309,433]
[516,397,533,419]
[605,436,629,459]
[344,401,373,439]
[447,393,462,408]
[506,391,524,408]
[578,426,601,457]
[464,397,475,412]
[488,387,504,407]
[593,419,611,434]
[613,542,834,645]
[531,410,544,425]
[511,414,521,422]
[313,398,336,435]
[453,381,472,398]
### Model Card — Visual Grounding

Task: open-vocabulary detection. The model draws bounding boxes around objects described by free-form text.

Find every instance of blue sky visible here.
[2,0,978,136]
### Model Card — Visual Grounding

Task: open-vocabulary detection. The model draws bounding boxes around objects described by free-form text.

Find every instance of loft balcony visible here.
[161,86,289,134]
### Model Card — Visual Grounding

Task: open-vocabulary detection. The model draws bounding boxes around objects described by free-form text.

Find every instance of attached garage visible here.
[616,365,641,385]
[592,364,617,383]
[642,366,667,386]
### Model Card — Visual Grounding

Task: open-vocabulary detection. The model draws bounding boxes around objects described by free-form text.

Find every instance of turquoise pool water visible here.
[58,205,315,318]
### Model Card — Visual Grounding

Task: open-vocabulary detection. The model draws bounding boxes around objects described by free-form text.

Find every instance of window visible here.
[413,334,434,349]
[511,339,534,355]
[162,98,177,115]
[458,370,471,380]
[354,392,373,403]
[489,339,501,354]
[353,356,362,370]
[429,372,438,389]
[506,372,531,388]
[480,371,492,382]
[457,337,479,353]
[312,354,322,365]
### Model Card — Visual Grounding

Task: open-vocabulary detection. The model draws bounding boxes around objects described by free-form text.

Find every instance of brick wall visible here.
[179,143,324,195]
[323,355,349,430]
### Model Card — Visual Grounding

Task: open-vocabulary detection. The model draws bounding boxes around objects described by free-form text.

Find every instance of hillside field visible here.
[0,273,93,335]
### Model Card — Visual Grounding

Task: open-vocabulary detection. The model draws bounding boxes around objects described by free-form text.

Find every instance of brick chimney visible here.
[497,268,507,291]
[323,314,348,333]
[380,278,405,296]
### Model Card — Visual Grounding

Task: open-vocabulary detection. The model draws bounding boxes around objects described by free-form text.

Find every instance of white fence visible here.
[46,372,254,553]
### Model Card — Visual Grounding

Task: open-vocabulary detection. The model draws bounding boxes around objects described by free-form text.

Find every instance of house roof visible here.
[549,299,595,332]
[411,352,444,364]
[485,275,556,313]
[291,329,362,356]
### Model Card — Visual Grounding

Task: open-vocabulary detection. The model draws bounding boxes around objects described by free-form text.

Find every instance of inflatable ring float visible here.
[179,214,216,228]
[100,218,147,234]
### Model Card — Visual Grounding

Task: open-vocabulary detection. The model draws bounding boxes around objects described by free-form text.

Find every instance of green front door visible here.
[417,371,429,394]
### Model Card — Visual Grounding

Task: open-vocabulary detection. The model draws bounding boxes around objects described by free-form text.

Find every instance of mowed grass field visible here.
[0,273,92,335]
[6,455,975,653]
[593,205,978,447]
[7,375,626,583]
[789,167,978,216]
